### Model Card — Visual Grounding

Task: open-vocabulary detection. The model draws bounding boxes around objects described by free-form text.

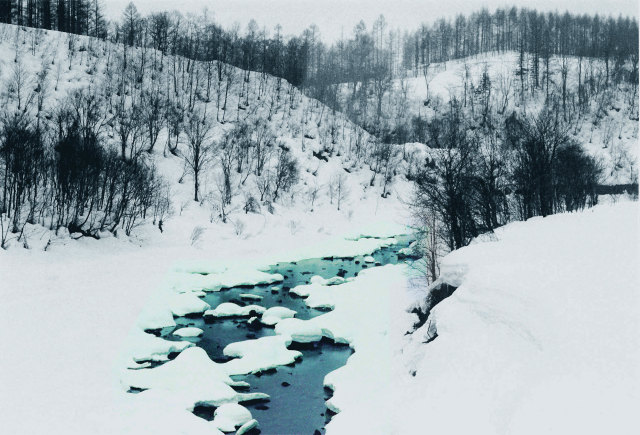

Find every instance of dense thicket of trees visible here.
[0,91,168,247]
[411,97,602,282]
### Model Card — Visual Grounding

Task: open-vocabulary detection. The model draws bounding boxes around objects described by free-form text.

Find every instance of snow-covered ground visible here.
[1,22,638,435]
[398,200,640,434]
[0,183,411,434]
[3,193,637,434]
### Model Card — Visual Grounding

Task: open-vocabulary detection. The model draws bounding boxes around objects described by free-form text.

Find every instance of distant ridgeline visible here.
[1,3,638,138]
[1,2,637,96]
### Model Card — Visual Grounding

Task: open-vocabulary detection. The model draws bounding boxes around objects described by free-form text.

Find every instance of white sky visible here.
[103,0,639,41]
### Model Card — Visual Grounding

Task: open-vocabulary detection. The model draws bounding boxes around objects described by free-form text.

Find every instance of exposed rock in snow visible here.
[363,256,376,263]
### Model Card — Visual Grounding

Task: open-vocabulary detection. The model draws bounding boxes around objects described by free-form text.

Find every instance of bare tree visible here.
[142,88,164,153]
[182,108,215,201]
[329,172,350,210]
[271,146,299,202]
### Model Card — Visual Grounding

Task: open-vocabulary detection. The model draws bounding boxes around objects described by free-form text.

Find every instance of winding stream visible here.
[159,235,414,434]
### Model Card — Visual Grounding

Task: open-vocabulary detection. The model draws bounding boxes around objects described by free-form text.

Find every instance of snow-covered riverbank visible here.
[2,199,638,434]
[0,191,412,434]
[398,200,640,434]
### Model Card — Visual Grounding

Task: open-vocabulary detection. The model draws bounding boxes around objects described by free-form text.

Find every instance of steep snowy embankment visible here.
[399,201,640,434]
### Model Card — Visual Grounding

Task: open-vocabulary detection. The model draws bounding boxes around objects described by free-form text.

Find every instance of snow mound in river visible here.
[168,293,210,317]
[212,403,253,432]
[126,328,194,363]
[260,306,297,326]
[205,302,266,318]
[275,318,324,343]
[124,347,248,408]
[172,327,203,338]
[223,335,302,375]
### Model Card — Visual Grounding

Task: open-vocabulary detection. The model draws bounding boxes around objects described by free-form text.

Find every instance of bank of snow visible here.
[398,201,640,434]
[272,264,422,434]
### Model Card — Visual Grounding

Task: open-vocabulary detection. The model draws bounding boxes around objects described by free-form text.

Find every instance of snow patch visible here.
[223,336,302,375]
[260,306,297,326]
[205,302,266,318]
[172,327,204,338]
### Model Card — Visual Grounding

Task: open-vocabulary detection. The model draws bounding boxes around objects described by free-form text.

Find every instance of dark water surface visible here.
[167,235,413,434]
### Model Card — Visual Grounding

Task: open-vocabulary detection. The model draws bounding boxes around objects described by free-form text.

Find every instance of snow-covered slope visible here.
[0,23,405,251]
[398,200,640,434]
[353,51,638,185]
[1,22,638,435]
[0,23,413,434]
[405,52,638,185]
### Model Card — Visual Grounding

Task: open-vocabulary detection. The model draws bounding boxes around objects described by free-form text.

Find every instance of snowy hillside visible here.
[404,52,639,185]
[0,11,638,435]
[0,23,406,251]
[342,51,638,186]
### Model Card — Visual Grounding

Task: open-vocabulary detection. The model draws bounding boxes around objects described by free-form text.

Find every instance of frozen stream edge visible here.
[121,233,419,433]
